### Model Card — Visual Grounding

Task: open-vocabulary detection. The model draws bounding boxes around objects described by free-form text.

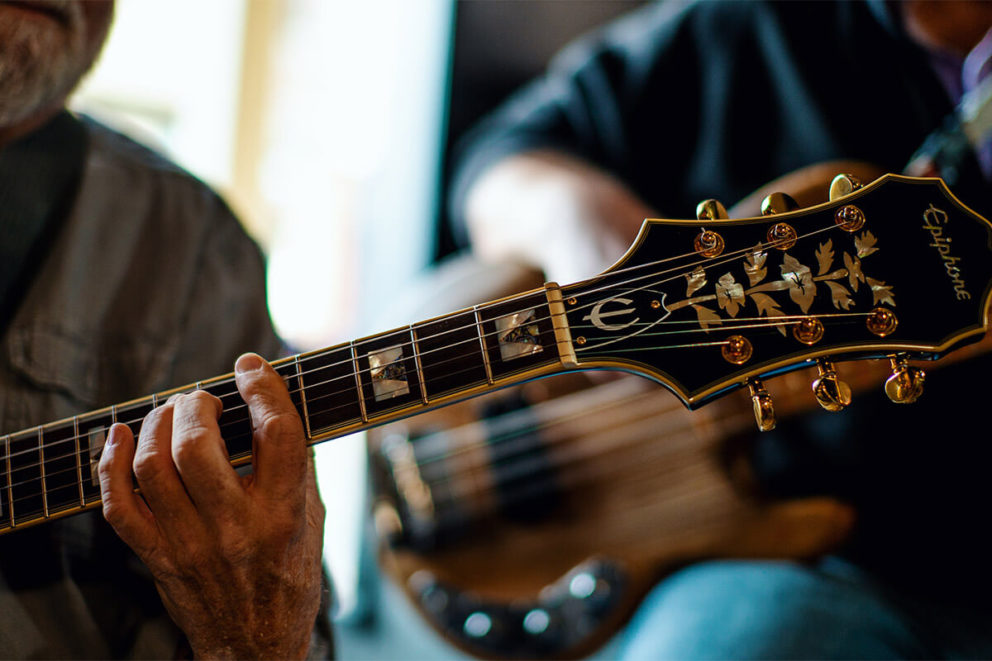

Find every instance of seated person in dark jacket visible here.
[0,2,330,657]
[450,1,992,657]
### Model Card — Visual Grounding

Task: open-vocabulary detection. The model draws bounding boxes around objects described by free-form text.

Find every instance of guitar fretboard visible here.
[0,286,574,534]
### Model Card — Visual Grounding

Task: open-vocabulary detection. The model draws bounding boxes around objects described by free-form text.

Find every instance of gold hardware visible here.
[567,297,577,305]
[696,199,729,220]
[793,317,825,345]
[812,359,852,412]
[575,336,586,345]
[651,299,661,309]
[866,307,897,337]
[835,204,866,232]
[760,192,799,215]
[722,335,753,365]
[694,229,725,257]
[828,173,863,201]
[885,355,925,404]
[748,379,776,432]
[766,222,797,250]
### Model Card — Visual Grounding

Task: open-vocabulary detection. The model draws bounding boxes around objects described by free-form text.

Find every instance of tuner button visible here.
[812,359,852,412]
[696,199,729,220]
[760,192,799,216]
[829,173,863,201]
[748,379,776,432]
[885,356,926,404]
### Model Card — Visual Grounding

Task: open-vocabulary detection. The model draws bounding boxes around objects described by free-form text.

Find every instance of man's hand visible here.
[98,353,325,660]
[464,150,655,284]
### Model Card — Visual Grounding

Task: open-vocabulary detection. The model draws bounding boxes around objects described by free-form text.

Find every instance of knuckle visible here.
[264,515,299,545]
[132,449,168,484]
[170,428,218,469]
[259,410,303,440]
[142,403,168,427]
[101,497,126,527]
[186,389,221,409]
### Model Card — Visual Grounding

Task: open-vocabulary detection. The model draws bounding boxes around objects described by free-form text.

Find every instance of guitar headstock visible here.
[561,174,992,422]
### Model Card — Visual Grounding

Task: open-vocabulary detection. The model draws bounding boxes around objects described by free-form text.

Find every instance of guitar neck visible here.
[0,284,577,535]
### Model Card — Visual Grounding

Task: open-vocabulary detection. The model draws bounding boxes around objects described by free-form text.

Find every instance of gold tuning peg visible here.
[812,359,852,412]
[748,379,776,431]
[760,192,799,215]
[885,355,925,404]
[696,199,729,220]
[828,173,863,201]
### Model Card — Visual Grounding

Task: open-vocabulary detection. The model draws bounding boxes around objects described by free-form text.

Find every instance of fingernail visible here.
[235,353,264,373]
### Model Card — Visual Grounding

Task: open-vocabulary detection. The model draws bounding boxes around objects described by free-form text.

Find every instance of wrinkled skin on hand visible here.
[98,353,325,660]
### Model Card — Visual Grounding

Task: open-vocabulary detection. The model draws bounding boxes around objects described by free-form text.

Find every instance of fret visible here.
[545,284,578,368]
[477,292,560,381]
[273,360,307,420]
[416,310,490,399]
[351,343,368,423]
[78,411,116,504]
[118,399,154,493]
[38,426,48,517]
[74,416,83,506]
[474,306,495,385]
[1,435,10,528]
[40,421,79,515]
[116,400,154,445]
[411,327,429,405]
[298,345,364,436]
[0,291,574,537]
[200,379,252,461]
[290,355,313,439]
[354,329,423,419]
[9,428,44,523]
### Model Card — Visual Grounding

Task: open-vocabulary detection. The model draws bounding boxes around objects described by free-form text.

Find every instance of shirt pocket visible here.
[4,323,173,413]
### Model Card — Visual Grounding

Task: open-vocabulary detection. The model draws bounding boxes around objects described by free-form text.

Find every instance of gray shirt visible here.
[0,114,329,658]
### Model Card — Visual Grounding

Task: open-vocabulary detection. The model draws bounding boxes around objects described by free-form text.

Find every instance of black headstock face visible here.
[561,175,992,406]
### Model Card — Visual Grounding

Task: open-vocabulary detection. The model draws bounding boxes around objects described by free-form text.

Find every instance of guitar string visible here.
[187,221,853,428]
[0,218,844,471]
[0,299,863,489]
[0,223,875,511]
[381,317,868,476]
[396,378,683,474]
[2,308,840,507]
[0,311,856,510]
[0,300,873,503]
[0,296,876,507]
[393,387,758,521]
[0,316,768,500]
[16,215,847,446]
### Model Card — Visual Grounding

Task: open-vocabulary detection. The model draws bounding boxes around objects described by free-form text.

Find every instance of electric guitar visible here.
[2,175,991,652]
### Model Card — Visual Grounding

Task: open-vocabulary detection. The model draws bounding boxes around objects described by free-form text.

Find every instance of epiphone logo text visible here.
[923,203,970,301]
[583,296,640,331]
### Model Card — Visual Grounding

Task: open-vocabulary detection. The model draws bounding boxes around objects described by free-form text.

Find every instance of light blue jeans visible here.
[620,558,992,660]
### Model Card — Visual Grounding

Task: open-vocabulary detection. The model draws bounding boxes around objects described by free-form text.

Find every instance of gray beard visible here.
[0,1,87,127]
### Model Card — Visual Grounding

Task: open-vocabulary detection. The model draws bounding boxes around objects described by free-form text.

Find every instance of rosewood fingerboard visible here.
[0,287,569,535]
